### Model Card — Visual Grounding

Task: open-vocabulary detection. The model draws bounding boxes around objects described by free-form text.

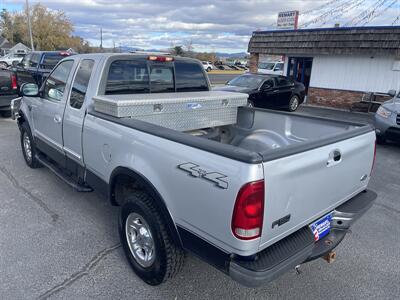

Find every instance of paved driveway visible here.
[0,108,399,299]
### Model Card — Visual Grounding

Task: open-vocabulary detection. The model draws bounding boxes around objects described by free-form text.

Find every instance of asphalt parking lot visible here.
[0,107,399,300]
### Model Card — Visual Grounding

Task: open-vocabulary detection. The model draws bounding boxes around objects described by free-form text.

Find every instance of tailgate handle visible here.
[333,151,341,162]
[327,150,342,167]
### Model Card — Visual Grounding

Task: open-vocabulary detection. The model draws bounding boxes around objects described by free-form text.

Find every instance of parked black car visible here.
[214,73,306,112]
[14,51,74,90]
[0,66,18,117]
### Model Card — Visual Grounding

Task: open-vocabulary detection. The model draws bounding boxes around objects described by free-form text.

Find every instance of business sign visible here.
[277,11,299,30]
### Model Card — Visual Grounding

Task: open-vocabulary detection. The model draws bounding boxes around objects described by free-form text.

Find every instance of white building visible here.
[248,26,400,109]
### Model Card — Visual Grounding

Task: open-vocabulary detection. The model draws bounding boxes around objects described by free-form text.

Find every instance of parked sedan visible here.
[214,74,306,111]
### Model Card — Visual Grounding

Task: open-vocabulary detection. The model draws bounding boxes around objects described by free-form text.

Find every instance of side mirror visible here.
[388,89,396,97]
[21,83,39,97]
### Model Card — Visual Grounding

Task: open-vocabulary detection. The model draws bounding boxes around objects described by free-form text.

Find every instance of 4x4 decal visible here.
[178,162,228,189]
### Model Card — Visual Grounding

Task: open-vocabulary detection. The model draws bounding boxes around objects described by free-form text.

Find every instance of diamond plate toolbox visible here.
[93,91,248,131]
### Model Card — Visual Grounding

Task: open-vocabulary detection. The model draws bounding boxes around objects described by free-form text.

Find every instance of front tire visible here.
[119,192,185,285]
[20,122,41,168]
[288,95,300,112]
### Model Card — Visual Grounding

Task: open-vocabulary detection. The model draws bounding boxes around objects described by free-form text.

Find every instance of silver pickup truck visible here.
[12,53,377,287]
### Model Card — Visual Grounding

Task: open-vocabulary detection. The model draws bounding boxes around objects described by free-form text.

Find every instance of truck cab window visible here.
[70,59,94,109]
[44,60,74,102]
[105,60,149,95]
[149,66,174,93]
[175,61,208,92]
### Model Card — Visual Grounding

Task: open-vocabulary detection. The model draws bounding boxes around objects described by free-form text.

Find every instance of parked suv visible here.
[202,61,214,72]
[375,89,400,143]
[258,61,284,75]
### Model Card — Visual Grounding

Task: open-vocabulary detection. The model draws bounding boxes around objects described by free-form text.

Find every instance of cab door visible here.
[32,60,75,166]
[62,59,96,168]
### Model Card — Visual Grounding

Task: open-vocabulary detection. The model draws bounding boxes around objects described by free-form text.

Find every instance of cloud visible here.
[3,0,400,52]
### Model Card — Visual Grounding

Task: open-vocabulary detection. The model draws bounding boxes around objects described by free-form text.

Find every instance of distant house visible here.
[0,37,13,56]
[248,26,400,109]
[9,43,30,55]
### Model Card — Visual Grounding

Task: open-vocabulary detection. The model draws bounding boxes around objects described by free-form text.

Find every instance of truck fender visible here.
[109,166,182,247]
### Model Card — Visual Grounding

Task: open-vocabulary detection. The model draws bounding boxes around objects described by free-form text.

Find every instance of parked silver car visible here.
[375,90,400,143]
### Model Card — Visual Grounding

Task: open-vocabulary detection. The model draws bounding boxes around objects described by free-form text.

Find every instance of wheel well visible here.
[17,110,26,128]
[110,167,182,247]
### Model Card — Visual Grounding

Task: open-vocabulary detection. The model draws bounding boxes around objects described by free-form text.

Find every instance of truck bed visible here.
[89,106,375,253]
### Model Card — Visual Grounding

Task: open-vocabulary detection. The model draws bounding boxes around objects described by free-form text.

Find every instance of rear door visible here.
[274,77,294,107]
[63,59,95,166]
[259,131,376,248]
[32,60,75,165]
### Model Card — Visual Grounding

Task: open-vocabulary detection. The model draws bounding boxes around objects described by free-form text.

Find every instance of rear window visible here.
[175,61,208,92]
[104,59,208,95]
[105,59,149,95]
[41,54,68,69]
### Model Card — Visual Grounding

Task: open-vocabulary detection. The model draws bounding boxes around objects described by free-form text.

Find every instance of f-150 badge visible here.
[178,163,228,189]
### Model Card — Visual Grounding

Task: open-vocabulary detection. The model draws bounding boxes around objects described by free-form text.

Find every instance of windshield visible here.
[258,62,275,70]
[228,75,264,88]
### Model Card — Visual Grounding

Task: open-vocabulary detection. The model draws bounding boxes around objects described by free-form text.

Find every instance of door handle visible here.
[272,90,279,93]
[54,115,62,124]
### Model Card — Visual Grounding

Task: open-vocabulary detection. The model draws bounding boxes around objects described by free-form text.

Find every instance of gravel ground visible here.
[0,108,399,300]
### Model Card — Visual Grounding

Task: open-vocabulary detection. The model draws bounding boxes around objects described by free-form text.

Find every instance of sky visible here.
[1,0,400,53]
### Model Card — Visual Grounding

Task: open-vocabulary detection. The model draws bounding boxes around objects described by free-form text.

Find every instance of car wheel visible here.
[247,100,255,108]
[207,67,211,72]
[20,122,41,168]
[0,110,12,118]
[376,135,386,145]
[288,95,300,112]
[119,192,185,285]
[0,61,8,69]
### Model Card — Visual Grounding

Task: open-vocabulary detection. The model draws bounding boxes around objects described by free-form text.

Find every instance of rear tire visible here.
[20,122,41,168]
[287,95,300,112]
[0,62,8,69]
[207,67,211,72]
[119,191,185,285]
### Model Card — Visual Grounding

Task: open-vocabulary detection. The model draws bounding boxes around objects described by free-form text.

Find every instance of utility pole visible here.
[100,28,103,51]
[25,0,34,51]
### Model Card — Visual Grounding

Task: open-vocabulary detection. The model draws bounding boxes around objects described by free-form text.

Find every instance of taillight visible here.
[231,180,265,240]
[148,55,174,62]
[11,74,17,90]
[370,139,377,176]
[59,51,70,56]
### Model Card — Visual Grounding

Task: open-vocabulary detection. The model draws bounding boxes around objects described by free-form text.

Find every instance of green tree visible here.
[1,4,91,52]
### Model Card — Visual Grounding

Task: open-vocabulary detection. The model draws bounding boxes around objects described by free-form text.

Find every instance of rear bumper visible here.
[229,189,377,287]
[0,94,17,110]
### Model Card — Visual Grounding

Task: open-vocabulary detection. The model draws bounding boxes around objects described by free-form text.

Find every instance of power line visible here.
[301,0,341,16]
[319,0,367,26]
[300,0,355,28]
[361,0,398,25]
[344,0,388,26]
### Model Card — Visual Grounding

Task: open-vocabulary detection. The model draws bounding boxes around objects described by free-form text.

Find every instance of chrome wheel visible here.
[289,97,299,111]
[247,101,254,108]
[125,212,155,268]
[23,132,32,163]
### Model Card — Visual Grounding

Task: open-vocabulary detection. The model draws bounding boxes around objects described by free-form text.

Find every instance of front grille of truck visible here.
[397,114,400,125]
